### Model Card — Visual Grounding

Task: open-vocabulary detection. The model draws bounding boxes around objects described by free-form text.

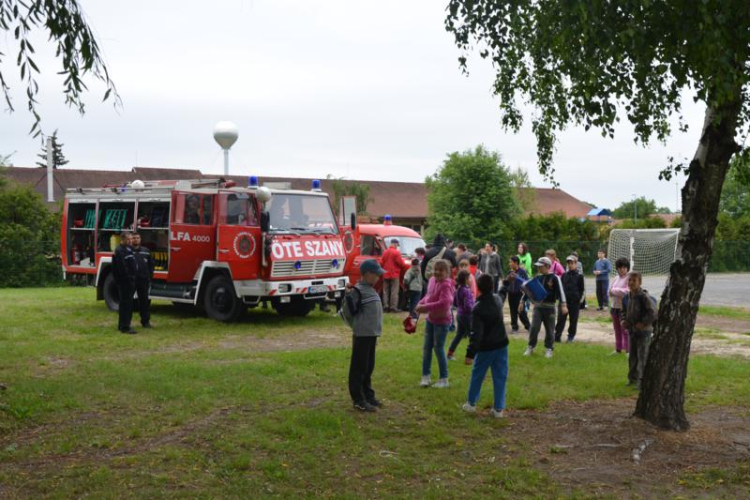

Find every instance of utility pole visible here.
[46,136,54,202]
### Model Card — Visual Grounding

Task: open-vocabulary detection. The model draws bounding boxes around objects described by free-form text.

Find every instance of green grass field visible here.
[1,288,750,498]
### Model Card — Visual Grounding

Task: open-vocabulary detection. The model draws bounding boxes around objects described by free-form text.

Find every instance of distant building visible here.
[3,166,594,233]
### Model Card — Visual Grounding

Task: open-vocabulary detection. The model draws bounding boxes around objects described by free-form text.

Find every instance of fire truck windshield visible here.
[267,194,338,234]
[386,236,426,257]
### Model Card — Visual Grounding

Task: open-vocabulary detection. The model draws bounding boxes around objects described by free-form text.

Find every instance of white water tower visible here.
[213,121,239,176]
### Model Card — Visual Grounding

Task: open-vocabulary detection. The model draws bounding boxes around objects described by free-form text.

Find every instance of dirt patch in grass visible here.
[575,308,750,359]
[4,397,749,497]
[217,328,348,352]
[506,398,750,497]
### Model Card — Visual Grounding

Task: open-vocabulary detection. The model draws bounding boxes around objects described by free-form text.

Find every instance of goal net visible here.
[607,229,680,275]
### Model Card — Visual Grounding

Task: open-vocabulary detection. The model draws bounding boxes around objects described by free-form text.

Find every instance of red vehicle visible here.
[342,219,425,298]
[61,178,352,321]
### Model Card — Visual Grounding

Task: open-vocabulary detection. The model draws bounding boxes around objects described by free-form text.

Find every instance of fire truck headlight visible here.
[338,279,347,289]
[279,283,292,293]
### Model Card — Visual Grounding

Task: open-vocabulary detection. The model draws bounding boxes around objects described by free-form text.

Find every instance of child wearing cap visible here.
[555,256,585,343]
[347,259,385,412]
[521,257,567,358]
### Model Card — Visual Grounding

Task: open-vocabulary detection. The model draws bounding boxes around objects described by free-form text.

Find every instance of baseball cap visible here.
[534,256,553,267]
[566,255,577,262]
[360,259,385,276]
[391,238,400,245]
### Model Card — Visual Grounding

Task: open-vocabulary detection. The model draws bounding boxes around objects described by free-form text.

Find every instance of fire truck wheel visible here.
[272,296,313,317]
[203,275,243,322]
[102,273,120,312]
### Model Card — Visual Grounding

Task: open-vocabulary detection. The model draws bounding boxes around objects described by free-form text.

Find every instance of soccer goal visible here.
[607,229,680,275]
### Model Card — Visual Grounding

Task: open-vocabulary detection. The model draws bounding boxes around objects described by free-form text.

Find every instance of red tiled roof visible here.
[2,166,590,219]
[520,187,593,219]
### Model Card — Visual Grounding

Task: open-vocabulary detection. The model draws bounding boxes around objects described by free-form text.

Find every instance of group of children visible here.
[345,243,658,415]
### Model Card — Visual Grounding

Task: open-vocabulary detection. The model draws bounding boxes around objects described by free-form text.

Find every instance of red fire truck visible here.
[342,218,425,308]
[61,178,353,321]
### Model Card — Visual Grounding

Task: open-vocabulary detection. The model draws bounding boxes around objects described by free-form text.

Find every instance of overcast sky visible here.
[1,0,705,211]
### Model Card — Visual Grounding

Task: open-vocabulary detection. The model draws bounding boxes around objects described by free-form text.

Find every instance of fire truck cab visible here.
[343,218,425,287]
[61,178,350,322]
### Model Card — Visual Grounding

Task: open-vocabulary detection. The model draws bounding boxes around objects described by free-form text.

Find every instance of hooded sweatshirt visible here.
[419,276,455,325]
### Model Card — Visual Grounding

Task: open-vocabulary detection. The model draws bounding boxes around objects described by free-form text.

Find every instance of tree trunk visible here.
[634,97,742,431]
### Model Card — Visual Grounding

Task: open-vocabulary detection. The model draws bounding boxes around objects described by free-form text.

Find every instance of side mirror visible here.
[350,212,357,230]
[260,211,270,233]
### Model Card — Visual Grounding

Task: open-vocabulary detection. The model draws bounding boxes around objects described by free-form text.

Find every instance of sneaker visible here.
[490,409,505,419]
[523,346,534,356]
[433,378,450,389]
[511,328,519,334]
[464,357,474,365]
[420,376,431,387]
[353,401,377,412]
[120,328,137,334]
[141,323,153,329]
[462,403,477,413]
[554,337,562,343]
[367,398,382,407]
[566,337,575,343]
[608,350,621,356]
[545,348,553,359]
[447,355,456,361]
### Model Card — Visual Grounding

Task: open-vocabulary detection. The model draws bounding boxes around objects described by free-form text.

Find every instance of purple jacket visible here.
[454,285,475,317]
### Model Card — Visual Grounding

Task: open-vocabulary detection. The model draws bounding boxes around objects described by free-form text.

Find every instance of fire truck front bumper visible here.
[235,277,347,301]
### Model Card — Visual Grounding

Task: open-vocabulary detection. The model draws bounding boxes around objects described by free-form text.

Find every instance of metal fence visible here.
[493,240,750,275]
[2,240,750,288]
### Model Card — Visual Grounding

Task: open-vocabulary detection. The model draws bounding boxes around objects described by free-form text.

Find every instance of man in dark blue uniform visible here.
[131,233,155,329]
[112,232,138,334]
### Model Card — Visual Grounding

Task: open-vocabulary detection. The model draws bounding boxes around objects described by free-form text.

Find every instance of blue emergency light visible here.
[311,179,321,191]
[332,259,339,269]
[384,214,392,225]
[248,175,259,187]
[294,260,302,270]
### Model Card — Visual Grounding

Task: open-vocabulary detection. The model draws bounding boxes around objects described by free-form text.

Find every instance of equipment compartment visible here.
[67,202,96,266]
[97,201,135,252]
[135,201,170,271]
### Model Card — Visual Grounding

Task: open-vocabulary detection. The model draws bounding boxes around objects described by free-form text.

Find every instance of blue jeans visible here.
[467,347,509,411]
[408,290,422,318]
[422,320,449,379]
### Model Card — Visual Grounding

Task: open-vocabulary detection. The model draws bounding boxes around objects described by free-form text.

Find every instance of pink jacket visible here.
[419,277,455,325]
[609,273,630,309]
[551,260,565,277]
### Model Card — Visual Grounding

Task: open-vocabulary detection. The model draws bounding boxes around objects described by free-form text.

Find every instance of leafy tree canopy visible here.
[425,145,520,247]
[719,153,750,218]
[611,196,670,219]
[0,0,120,136]
[445,0,750,181]
[326,176,373,216]
[35,130,69,169]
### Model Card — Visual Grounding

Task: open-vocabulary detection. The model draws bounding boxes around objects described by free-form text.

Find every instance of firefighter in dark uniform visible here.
[131,233,155,328]
[113,232,138,334]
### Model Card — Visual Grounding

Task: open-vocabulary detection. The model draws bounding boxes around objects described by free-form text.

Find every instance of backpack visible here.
[338,286,363,329]
[424,247,447,281]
